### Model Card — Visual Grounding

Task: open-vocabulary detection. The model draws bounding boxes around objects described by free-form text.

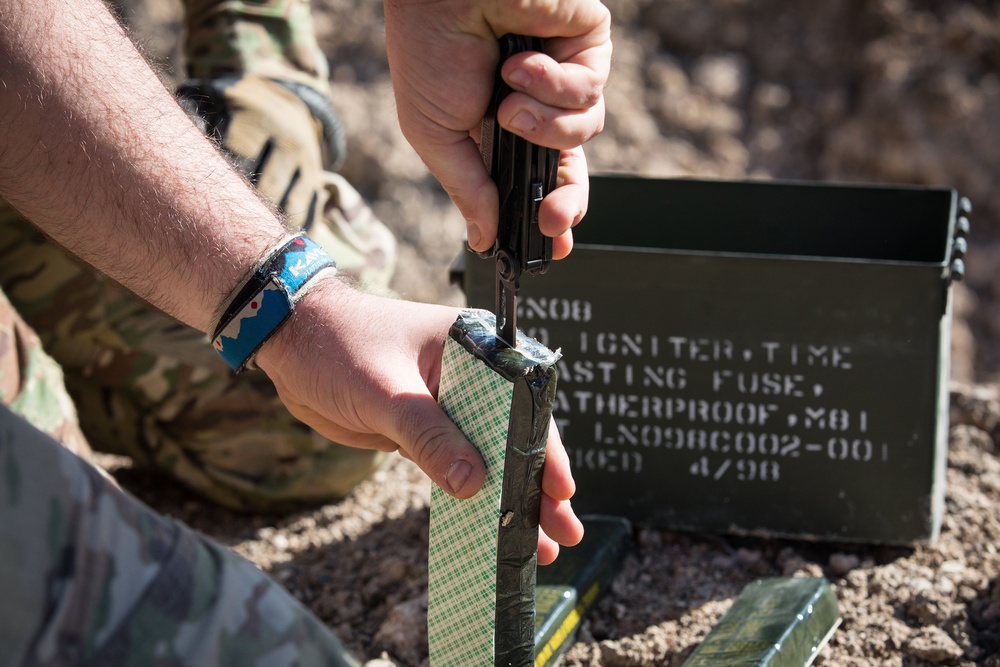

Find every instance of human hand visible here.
[537,420,583,564]
[255,278,582,558]
[383,0,612,260]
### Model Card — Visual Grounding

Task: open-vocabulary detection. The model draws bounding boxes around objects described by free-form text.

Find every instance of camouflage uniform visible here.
[0,402,357,666]
[0,0,399,662]
[0,290,92,463]
[183,0,334,95]
[0,0,398,512]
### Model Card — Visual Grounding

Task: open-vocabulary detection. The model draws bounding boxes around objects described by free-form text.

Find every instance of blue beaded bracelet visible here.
[211,234,336,372]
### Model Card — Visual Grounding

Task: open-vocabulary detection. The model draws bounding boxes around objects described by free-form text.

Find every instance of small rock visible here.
[363,654,397,667]
[752,82,791,110]
[599,638,649,667]
[638,527,663,548]
[906,590,959,626]
[958,585,980,603]
[904,626,965,663]
[379,556,407,581]
[941,560,966,574]
[829,553,861,576]
[372,595,428,666]
[691,53,748,101]
[845,568,869,595]
[780,554,823,578]
[907,576,936,595]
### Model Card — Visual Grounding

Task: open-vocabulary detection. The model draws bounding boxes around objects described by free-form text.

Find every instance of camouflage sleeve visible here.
[0,403,359,667]
[182,0,331,94]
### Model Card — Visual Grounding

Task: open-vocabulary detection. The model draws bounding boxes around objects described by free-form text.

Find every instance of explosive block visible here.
[428,310,559,667]
[684,577,841,667]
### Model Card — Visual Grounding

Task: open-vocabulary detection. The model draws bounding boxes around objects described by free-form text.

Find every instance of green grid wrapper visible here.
[428,311,560,667]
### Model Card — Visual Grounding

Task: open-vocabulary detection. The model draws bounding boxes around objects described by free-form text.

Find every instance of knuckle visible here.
[576,83,603,109]
[396,406,455,469]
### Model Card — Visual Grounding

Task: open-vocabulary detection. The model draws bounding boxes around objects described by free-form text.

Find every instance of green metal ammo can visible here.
[458,175,968,544]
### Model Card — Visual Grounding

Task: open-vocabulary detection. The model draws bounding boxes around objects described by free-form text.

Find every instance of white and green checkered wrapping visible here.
[428,336,515,666]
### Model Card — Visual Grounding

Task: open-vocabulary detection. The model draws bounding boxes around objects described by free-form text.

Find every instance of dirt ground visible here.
[111,0,1000,665]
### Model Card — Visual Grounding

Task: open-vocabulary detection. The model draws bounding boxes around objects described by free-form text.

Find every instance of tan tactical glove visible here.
[177,74,347,231]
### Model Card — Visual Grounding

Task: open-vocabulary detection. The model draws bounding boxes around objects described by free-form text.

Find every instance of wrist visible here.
[253,269,353,377]
[211,234,337,372]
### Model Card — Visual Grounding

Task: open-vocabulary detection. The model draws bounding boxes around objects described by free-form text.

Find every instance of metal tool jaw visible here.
[479,34,560,348]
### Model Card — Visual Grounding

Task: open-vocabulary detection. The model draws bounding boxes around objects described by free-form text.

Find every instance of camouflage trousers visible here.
[0,399,357,666]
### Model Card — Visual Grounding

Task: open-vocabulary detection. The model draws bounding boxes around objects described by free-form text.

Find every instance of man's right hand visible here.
[383,0,612,260]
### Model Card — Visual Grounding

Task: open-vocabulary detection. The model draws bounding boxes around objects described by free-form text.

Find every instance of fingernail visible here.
[466,222,482,249]
[509,110,539,133]
[446,460,473,494]
[508,68,531,91]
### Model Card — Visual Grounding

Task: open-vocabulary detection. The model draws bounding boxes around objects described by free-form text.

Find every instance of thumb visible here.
[391,392,487,499]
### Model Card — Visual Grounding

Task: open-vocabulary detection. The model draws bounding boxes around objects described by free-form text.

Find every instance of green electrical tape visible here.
[684,577,841,667]
[429,310,560,667]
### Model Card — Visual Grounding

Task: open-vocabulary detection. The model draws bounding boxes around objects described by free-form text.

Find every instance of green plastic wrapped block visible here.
[534,515,632,667]
[684,577,841,667]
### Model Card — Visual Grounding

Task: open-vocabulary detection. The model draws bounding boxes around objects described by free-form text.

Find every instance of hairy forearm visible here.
[0,0,286,332]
